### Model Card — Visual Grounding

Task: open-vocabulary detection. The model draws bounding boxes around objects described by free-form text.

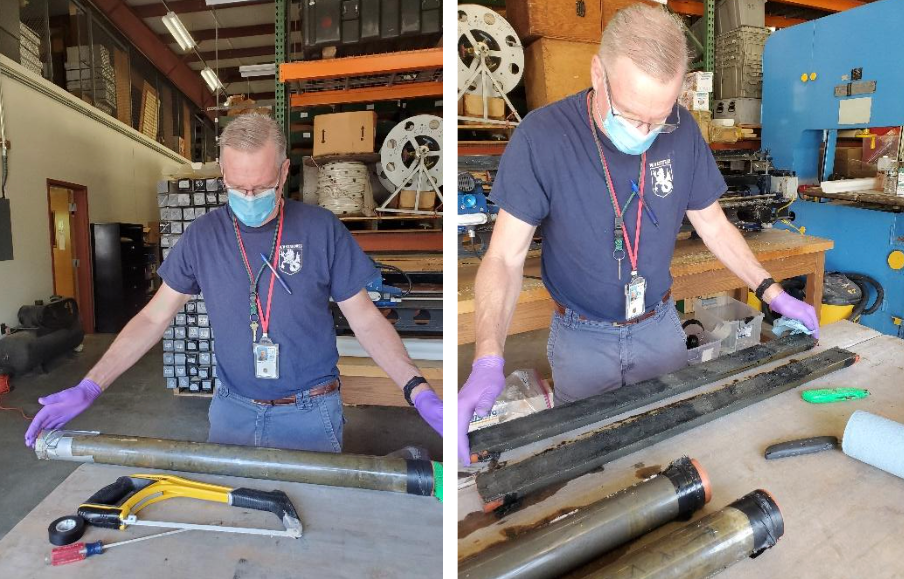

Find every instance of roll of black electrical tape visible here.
[48,515,86,546]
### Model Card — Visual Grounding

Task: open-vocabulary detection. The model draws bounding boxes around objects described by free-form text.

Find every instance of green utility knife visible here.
[801,388,869,404]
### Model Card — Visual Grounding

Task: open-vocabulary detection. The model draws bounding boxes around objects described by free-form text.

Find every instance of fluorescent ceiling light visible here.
[239,63,276,78]
[205,0,257,5]
[161,11,196,52]
[201,67,224,92]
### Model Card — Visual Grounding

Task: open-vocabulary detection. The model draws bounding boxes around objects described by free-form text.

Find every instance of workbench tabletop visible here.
[459,321,902,578]
[0,463,441,578]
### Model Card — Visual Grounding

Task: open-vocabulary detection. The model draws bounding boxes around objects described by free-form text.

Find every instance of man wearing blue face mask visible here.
[25,113,443,451]
[457,4,818,464]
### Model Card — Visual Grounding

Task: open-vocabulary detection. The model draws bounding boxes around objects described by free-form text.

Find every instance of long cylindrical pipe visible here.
[35,431,439,499]
[459,457,711,579]
[590,489,784,579]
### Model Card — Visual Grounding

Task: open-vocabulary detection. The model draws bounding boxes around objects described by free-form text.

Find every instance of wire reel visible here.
[376,115,443,216]
[457,4,523,124]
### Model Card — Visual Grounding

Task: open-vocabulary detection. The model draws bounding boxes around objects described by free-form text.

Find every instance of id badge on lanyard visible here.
[625,274,647,320]
[233,208,285,381]
[254,336,280,379]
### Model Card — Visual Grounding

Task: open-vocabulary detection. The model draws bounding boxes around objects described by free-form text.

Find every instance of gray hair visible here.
[598,4,689,83]
[219,113,287,166]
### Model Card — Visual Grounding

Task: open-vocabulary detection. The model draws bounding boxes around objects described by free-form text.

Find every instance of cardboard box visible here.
[460,94,505,121]
[312,111,377,157]
[710,125,741,144]
[680,90,710,111]
[684,71,714,93]
[524,37,598,110]
[834,147,862,178]
[399,190,437,211]
[690,110,712,143]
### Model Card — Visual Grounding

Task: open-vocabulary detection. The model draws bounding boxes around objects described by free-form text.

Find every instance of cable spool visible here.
[457,4,523,124]
[316,162,374,217]
[376,115,443,215]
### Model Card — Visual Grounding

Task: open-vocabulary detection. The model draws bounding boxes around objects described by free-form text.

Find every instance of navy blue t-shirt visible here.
[491,89,726,321]
[158,200,378,399]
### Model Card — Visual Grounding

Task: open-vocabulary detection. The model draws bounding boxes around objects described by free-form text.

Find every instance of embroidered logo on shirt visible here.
[278,244,303,275]
[648,158,674,198]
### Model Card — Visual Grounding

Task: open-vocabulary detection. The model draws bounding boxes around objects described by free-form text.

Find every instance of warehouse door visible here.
[47,181,93,334]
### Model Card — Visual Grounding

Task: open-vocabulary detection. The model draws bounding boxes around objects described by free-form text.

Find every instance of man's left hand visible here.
[770,291,820,339]
[413,390,443,436]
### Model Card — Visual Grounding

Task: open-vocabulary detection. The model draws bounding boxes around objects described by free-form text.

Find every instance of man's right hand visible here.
[24,379,102,447]
[457,356,507,466]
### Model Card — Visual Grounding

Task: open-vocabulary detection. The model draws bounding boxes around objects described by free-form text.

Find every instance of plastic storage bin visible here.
[715,0,766,35]
[686,330,723,365]
[693,295,764,354]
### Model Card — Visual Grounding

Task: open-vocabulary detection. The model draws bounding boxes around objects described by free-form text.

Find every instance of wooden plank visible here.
[338,357,442,380]
[341,375,443,408]
[475,347,858,511]
[468,334,817,461]
[671,230,832,277]
[0,464,440,578]
[671,252,819,300]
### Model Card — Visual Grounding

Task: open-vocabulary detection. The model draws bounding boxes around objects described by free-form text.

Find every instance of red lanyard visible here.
[234,208,285,337]
[587,91,646,274]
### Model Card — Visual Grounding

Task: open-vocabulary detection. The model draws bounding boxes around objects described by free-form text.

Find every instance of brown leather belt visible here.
[554,290,671,327]
[251,379,339,406]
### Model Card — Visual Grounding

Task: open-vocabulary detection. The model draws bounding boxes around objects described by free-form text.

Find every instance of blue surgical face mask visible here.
[596,75,663,156]
[228,188,277,227]
[602,108,662,155]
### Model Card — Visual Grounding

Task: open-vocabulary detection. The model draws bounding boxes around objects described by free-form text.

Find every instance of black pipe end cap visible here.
[731,489,785,557]
[662,456,708,519]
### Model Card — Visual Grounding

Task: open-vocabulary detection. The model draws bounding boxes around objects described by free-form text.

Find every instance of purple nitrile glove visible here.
[413,389,443,437]
[770,291,820,340]
[458,356,506,466]
[24,379,102,447]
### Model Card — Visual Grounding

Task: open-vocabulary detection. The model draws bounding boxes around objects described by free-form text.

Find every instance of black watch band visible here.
[403,376,428,406]
[755,277,776,302]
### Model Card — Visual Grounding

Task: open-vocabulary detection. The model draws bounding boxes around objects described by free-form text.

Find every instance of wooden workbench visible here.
[0,463,441,578]
[458,320,904,577]
[458,229,833,344]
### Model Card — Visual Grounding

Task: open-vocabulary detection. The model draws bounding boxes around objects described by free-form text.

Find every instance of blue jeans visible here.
[547,299,688,405]
[207,382,344,452]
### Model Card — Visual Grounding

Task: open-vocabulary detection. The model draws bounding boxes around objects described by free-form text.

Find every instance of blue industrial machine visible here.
[458,171,498,256]
[762,0,904,337]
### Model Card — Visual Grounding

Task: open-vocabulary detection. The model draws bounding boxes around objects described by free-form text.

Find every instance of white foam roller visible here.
[842,411,904,479]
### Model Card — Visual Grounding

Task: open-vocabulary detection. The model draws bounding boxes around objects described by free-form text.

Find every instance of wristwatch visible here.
[755,277,776,303]
[403,376,428,406]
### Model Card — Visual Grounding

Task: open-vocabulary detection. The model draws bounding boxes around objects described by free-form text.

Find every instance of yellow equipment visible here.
[77,474,302,538]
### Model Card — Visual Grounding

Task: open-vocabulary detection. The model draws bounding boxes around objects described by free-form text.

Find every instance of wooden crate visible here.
[506,0,657,45]
[506,0,603,45]
[524,37,598,111]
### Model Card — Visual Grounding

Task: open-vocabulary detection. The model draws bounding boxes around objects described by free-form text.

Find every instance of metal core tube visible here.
[35,431,436,498]
[590,489,785,579]
[459,457,711,579]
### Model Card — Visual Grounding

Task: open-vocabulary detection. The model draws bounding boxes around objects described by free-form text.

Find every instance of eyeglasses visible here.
[223,176,282,198]
[602,69,680,134]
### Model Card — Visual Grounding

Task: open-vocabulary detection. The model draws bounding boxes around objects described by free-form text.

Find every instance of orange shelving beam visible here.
[280,48,443,83]
[289,81,442,107]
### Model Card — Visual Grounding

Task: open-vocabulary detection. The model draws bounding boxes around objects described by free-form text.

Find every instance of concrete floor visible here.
[0,334,441,541]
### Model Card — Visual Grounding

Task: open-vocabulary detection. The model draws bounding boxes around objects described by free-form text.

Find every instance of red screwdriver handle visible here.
[50,543,87,566]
